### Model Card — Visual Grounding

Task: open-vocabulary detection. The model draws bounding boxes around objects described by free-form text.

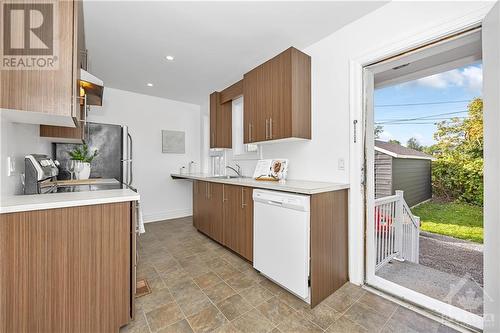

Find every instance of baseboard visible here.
[143,209,192,223]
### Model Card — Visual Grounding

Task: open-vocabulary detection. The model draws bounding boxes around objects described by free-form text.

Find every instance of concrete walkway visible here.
[377,232,484,315]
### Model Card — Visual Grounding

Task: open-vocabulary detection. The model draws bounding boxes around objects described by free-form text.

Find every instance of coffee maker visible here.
[24,154,59,194]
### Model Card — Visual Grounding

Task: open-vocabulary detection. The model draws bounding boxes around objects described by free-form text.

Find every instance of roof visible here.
[375,140,436,161]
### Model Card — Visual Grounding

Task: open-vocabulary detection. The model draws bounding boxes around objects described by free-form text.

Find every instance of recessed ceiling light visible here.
[165,55,175,61]
[147,83,154,87]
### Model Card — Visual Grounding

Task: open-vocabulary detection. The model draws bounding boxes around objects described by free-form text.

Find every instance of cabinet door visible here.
[219,101,232,148]
[193,181,200,229]
[0,1,76,122]
[197,182,209,235]
[209,93,219,148]
[223,185,242,252]
[222,186,253,262]
[208,183,224,243]
[240,187,254,261]
[243,66,267,143]
[267,50,291,141]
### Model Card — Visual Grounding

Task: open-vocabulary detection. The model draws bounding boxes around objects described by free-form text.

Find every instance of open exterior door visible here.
[482,3,500,332]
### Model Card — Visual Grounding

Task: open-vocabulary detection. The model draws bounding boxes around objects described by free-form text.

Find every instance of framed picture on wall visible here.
[162,130,185,154]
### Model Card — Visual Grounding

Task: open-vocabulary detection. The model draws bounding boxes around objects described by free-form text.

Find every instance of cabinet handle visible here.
[265,119,269,139]
[269,118,273,139]
[223,186,228,202]
[248,123,253,142]
[241,188,246,208]
[211,131,215,146]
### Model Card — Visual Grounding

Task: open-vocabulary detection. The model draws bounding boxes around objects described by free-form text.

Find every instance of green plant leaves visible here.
[68,144,99,163]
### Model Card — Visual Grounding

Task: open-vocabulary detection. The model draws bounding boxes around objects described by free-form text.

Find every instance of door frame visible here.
[348,6,491,330]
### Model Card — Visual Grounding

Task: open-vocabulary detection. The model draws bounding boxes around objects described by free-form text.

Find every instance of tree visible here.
[407,137,423,151]
[374,125,384,139]
[431,98,483,205]
[388,139,401,145]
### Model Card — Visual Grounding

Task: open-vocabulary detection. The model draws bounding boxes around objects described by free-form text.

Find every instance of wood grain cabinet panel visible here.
[0,202,135,333]
[1,0,81,125]
[243,47,311,143]
[209,92,232,149]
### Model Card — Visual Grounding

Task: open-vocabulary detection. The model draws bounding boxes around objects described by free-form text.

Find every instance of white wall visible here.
[88,88,201,222]
[0,115,52,196]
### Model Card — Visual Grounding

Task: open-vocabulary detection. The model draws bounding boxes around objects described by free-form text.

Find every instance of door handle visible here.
[269,118,273,139]
[265,119,269,139]
[241,188,246,208]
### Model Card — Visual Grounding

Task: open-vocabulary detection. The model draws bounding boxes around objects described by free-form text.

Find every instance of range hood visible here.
[80,69,104,106]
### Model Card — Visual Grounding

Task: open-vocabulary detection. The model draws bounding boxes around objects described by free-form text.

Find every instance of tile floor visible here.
[121,217,461,333]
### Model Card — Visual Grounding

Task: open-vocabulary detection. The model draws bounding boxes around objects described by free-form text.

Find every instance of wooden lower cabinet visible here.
[192,181,348,308]
[193,182,253,262]
[0,201,135,333]
[194,181,223,244]
[223,185,253,261]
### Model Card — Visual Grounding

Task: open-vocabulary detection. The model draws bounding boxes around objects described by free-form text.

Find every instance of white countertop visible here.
[171,173,349,195]
[0,189,140,214]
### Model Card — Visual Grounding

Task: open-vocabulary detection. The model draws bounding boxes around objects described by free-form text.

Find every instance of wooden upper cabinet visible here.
[243,47,311,143]
[209,92,232,148]
[0,0,82,127]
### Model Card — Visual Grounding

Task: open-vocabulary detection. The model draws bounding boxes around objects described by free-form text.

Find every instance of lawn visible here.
[412,201,483,243]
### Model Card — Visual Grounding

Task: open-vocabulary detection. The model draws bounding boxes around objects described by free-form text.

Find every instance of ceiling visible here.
[83,1,386,105]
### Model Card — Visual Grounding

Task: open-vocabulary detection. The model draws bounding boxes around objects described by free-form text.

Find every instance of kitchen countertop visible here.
[0,187,140,214]
[171,173,349,195]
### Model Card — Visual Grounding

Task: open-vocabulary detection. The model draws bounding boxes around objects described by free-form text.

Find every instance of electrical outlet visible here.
[338,158,345,171]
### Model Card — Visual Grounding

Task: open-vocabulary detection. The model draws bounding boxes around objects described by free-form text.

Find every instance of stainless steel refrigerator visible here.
[55,122,133,186]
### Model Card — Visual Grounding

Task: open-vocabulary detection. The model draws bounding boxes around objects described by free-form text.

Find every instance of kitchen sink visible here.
[211,175,242,179]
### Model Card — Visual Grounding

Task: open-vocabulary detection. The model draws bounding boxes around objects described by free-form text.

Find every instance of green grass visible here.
[412,201,483,243]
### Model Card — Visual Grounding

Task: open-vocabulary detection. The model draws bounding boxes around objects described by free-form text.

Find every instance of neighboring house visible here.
[375,140,435,207]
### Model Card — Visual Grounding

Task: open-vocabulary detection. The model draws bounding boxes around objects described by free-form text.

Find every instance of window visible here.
[232,97,259,159]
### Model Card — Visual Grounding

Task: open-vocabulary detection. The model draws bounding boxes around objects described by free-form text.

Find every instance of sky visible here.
[374,62,483,146]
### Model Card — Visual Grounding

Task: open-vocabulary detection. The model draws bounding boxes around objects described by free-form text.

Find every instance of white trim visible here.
[375,146,436,161]
[143,209,192,223]
[349,4,491,330]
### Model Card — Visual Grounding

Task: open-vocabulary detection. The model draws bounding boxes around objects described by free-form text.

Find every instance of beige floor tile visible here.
[326,316,368,333]
[225,273,257,291]
[157,319,193,333]
[148,277,168,291]
[232,308,275,333]
[176,291,212,317]
[169,280,200,300]
[136,288,174,313]
[322,285,365,313]
[257,297,295,325]
[277,290,309,311]
[145,302,184,332]
[343,301,390,331]
[137,264,160,281]
[216,294,252,321]
[160,268,190,288]
[382,306,444,333]
[194,271,223,290]
[357,292,398,316]
[275,312,323,333]
[296,302,341,330]
[211,262,241,280]
[120,311,150,333]
[187,304,227,333]
[212,322,241,333]
[259,279,286,296]
[239,285,275,307]
[204,282,237,303]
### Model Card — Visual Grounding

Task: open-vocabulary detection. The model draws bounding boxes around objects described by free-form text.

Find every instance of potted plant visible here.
[68,144,98,180]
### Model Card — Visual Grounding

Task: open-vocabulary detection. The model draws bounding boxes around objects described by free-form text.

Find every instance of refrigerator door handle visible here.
[127,133,133,186]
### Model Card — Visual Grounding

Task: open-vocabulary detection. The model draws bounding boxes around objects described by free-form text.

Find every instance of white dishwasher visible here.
[253,189,310,301]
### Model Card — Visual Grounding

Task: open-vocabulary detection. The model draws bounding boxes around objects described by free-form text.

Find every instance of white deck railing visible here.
[374,190,420,271]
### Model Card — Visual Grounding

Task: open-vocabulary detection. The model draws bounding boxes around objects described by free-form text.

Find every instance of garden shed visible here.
[375,140,435,207]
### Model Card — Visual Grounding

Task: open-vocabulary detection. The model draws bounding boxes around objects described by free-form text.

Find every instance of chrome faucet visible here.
[226,164,242,177]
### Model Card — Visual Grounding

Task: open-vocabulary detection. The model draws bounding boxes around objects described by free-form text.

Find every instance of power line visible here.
[376,111,468,124]
[374,100,471,107]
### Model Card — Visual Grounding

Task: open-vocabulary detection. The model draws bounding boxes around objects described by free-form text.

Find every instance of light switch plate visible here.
[338,158,345,171]
[7,156,16,176]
